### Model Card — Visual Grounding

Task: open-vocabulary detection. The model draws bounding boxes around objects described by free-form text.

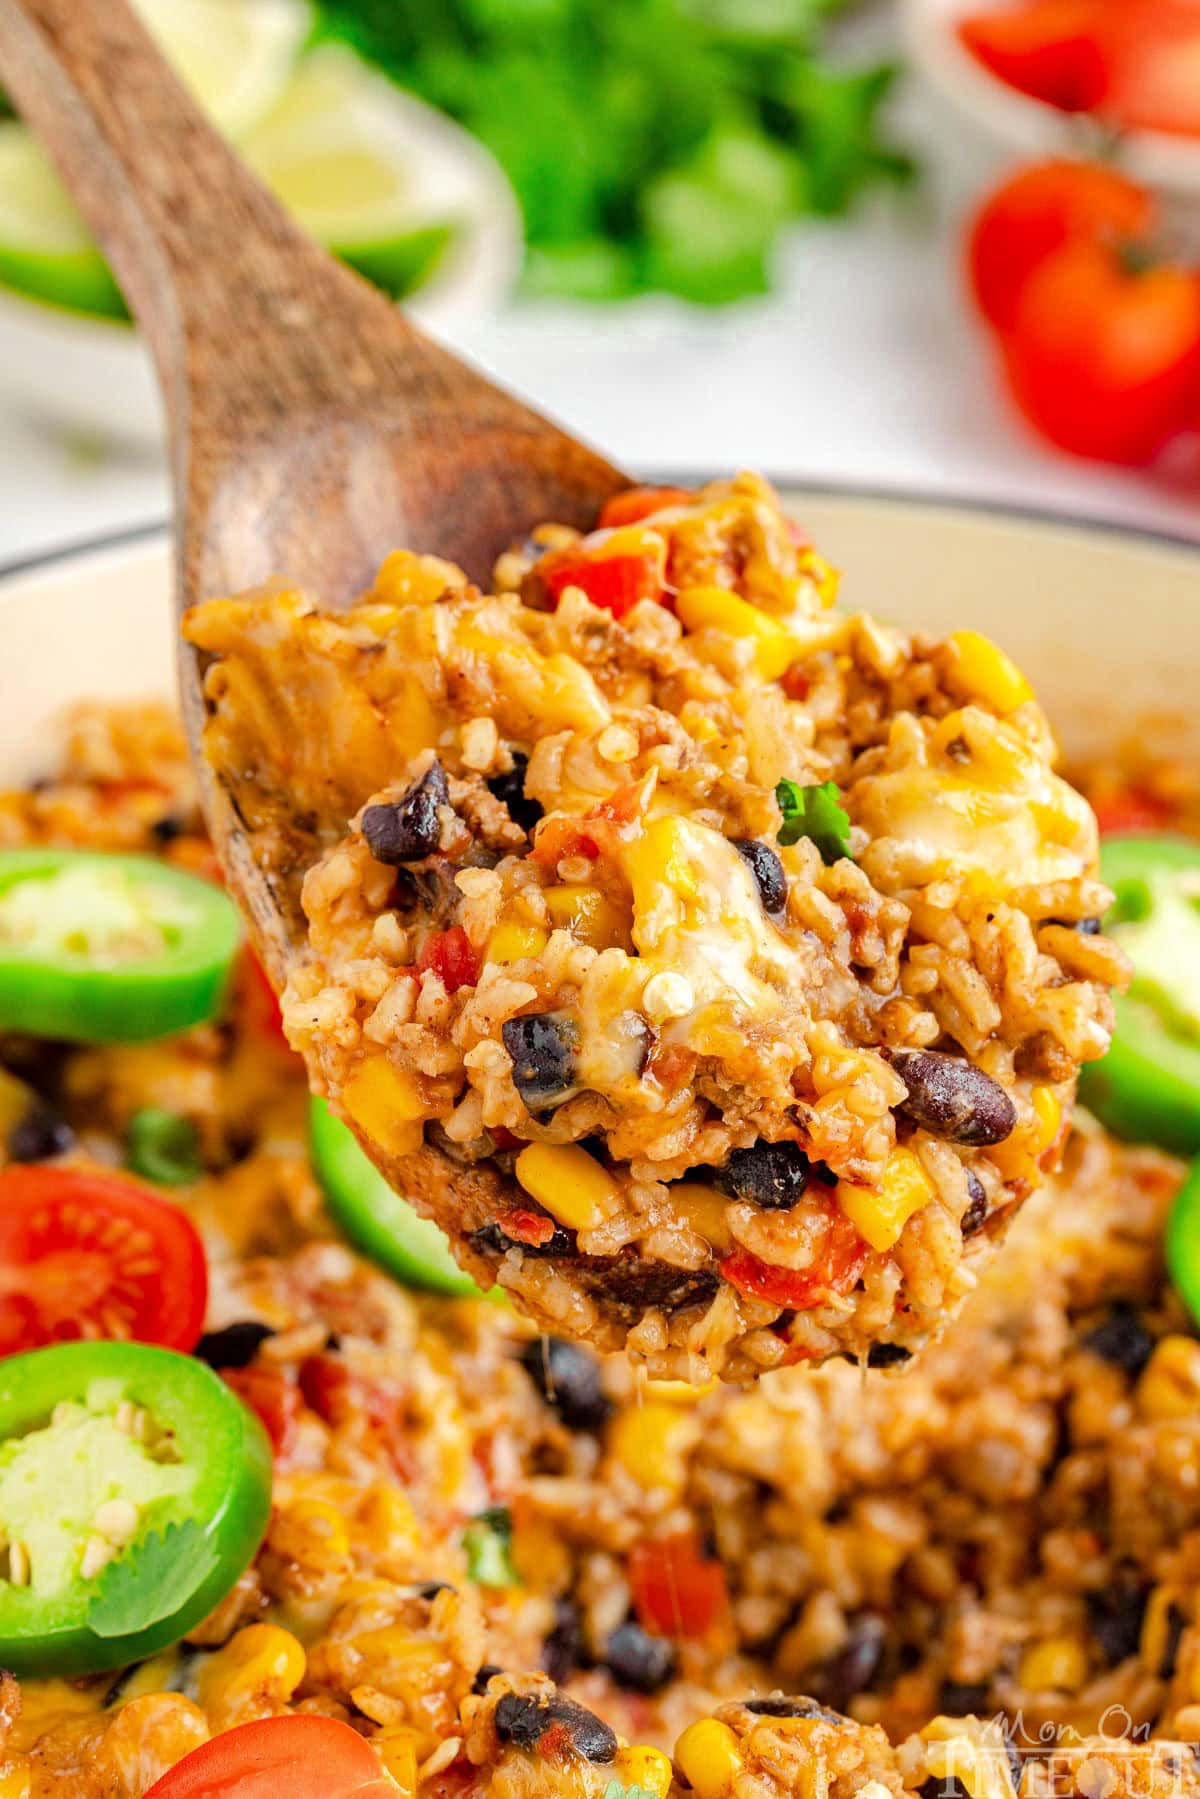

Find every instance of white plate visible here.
[1,490,1196,783]
[903,0,1200,194]
[0,84,522,450]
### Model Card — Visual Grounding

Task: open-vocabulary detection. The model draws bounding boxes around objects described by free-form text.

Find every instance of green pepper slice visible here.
[309,1097,484,1298]
[1079,835,1200,1153]
[0,848,243,1043]
[0,1339,271,1677]
[1167,1157,1200,1328]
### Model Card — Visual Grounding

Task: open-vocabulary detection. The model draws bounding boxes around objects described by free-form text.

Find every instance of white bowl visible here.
[0,85,522,451]
[903,0,1200,194]
[1,491,1196,780]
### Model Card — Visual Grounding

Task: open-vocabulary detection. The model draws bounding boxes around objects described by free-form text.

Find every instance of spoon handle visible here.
[0,0,402,424]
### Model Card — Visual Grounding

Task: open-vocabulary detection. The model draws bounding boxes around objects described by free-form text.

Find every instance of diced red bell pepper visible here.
[222,1366,302,1459]
[598,486,693,529]
[540,529,667,621]
[418,925,480,994]
[629,1532,730,1638]
[722,1205,868,1310]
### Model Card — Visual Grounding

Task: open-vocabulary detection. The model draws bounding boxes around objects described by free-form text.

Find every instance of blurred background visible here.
[3,0,1200,562]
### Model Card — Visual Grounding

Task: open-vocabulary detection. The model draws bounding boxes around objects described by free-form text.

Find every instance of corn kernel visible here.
[342,1057,424,1159]
[1137,1336,1200,1421]
[358,1484,422,1557]
[609,1401,699,1495]
[486,922,549,965]
[837,1148,935,1253]
[947,630,1033,715]
[515,1143,620,1231]
[1019,1636,1088,1693]
[627,814,704,906]
[643,1376,719,1403]
[674,1719,743,1798]
[670,1181,733,1253]
[545,884,629,948]
[614,1744,674,1795]
[677,585,800,681]
[1029,1085,1061,1156]
[196,1624,306,1715]
[374,1726,419,1795]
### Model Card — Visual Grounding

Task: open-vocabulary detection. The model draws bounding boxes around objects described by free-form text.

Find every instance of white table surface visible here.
[3,60,1199,570]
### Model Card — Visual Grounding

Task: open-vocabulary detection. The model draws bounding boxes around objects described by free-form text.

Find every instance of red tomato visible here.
[968,159,1154,331]
[629,1533,729,1638]
[0,1166,207,1357]
[540,529,667,620]
[957,0,1114,111]
[598,485,692,529]
[721,1203,867,1311]
[144,1715,394,1798]
[1001,239,1200,462]
[222,1365,302,1458]
[417,926,480,994]
[1093,786,1174,834]
[1103,1,1200,137]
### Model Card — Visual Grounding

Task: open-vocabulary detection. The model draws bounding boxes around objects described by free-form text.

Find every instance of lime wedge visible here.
[0,0,311,320]
[130,0,312,138]
[240,46,460,299]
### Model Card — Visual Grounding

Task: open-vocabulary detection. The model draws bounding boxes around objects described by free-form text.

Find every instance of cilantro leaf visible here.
[88,1520,219,1638]
[463,1506,520,1587]
[775,778,851,863]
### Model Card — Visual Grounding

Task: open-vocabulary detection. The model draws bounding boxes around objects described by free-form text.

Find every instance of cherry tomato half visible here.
[1001,240,1200,463]
[957,0,1113,112]
[968,159,1153,332]
[144,1715,394,1799]
[0,1165,207,1356]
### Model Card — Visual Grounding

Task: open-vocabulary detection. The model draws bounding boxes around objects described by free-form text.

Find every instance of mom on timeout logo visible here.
[915,1707,1198,1799]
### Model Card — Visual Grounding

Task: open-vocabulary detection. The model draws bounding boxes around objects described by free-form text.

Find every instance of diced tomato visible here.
[957,0,1114,111]
[0,1166,208,1357]
[145,1715,394,1799]
[490,1126,522,1151]
[598,486,693,529]
[299,1352,417,1481]
[239,949,290,1049]
[530,816,601,867]
[629,1533,730,1638]
[1093,786,1175,835]
[496,1208,557,1247]
[540,529,667,621]
[722,1204,868,1310]
[222,1365,302,1459]
[418,926,480,994]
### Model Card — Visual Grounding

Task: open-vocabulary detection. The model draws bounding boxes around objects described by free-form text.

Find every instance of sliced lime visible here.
[0,128,125,318]
[240,46,460,299]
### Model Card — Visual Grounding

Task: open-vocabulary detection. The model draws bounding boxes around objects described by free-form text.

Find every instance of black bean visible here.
[471,1218,579,1260]
[361,762,449,864]
[150,812,186,844]
[493,1691,617,1762]
[1082,1307,1156,1378]
[7,1104,74,1164]
[417,1581,455,1601]
[1160,1603,1187,1679]
[193,1321,277,1370]
[717,1139,811,1211]
[961,1170,988,1237]
[1049,916,1102,935]
[746,1695,845,1723]
[938,1679,989,1714]
[472,1662,503,1695]
[867,1342,912,1370]
[541,1599,584,1685]
[891,1050,1017,1147]
[822,1615,886,1708]
[502,1013,578,1110]
[1088,1576,1149,1667]
[604,1619,676,1693]
[488,752,543,834]
[734,839,787,915]
[519,1336,611,1432]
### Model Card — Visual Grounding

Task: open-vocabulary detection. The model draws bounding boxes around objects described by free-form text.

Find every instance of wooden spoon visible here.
[0,0,699,1347]
[0,0,628,958]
